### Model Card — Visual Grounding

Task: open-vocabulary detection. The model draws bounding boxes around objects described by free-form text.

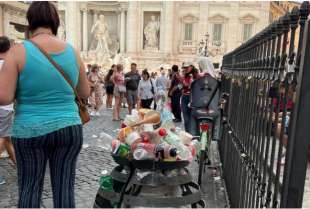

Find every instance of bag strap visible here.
[149,79,155,95]
[28,40,83,104]
[205,81,219,109]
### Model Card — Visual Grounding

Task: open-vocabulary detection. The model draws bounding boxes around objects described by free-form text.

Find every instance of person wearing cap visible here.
[180,61,196,132]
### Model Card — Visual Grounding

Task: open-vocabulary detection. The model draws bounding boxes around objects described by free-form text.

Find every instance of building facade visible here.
[0,1,271,71]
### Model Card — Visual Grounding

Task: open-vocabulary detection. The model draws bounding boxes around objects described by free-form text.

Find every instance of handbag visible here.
[118,85,127,93]
[29,40,90,124]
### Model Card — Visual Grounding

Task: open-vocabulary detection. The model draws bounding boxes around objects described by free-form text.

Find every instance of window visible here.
[213,24,222,42]
[184,23,193,41]
[243,24,253,41]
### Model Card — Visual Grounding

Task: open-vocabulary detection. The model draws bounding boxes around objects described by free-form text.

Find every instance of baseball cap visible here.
[182,61,194,68]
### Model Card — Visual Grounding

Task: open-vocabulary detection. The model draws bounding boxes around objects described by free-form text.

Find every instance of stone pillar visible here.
[126,2,138,54]
[3,8,9,36]
[120,10,126,53]
[82,9,88,52]
[227,2,239,52]
[163,2,174,54]
[0,6,3,36]
[65,1,79,47]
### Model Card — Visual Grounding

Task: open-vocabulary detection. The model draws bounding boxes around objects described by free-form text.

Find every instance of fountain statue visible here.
[144,15,160,50]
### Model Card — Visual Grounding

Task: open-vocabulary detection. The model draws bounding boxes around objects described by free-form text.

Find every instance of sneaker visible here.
[173,119,182,123]
[95,111,101,116]
[90,111,96,116]
[0,176,5,185]
[0,151,9,158]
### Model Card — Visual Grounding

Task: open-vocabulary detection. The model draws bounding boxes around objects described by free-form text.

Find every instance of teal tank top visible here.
[12,40,82,138]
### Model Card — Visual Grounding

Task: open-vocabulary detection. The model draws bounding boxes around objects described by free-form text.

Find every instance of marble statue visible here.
[91,14,111,55]
[144,15,160,50]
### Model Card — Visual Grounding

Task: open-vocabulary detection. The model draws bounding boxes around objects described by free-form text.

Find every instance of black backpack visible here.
[190,75,219,108]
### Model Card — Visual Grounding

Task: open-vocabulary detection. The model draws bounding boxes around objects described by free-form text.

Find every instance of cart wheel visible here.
[93,191,113,208]
[191,200,206,208]
[113,180,125,193]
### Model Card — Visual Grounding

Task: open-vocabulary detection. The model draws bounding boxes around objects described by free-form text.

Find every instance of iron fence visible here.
[219,2,310,208]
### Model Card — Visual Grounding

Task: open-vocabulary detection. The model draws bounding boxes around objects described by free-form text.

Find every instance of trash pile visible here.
[111,108,200,163]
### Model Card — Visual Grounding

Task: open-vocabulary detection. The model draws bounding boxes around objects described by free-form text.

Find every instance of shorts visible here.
[0,109,14,138]
[126,90,138,106]
[106,85,114,95]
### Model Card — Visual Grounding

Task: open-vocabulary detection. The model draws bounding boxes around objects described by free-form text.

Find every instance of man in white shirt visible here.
[0,36,16,185]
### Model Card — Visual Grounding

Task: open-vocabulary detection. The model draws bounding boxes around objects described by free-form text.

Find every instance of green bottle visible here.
[100,175,113,192]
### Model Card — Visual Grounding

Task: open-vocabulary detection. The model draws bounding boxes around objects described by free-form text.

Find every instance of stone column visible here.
[82,9,88,52]
[0,6,3,36]
[120,10,126,53]
[65,1,79,47]
[227,2,239,52]
[3,8,9,36]
[163,2,174,54]
[126,2,138,54]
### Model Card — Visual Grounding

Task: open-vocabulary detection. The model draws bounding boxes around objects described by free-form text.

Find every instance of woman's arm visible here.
[74,48,90,99]
[112,72,117,85]
[0,47,19,105]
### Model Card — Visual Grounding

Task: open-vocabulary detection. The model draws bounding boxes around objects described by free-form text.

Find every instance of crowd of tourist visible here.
[85,62,181,121]
[84,55,223,141]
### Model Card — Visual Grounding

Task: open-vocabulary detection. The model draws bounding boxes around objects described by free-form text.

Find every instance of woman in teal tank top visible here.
[0,2,90,208]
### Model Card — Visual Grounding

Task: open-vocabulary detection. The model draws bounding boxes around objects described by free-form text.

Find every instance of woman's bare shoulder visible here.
[10,43,25,53]
[8,43,25,71]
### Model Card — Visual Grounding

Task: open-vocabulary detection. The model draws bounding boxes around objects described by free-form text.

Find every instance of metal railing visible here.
[219,2,310,208]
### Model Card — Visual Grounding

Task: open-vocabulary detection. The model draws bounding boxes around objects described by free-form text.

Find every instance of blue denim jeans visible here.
[181,95,191,132]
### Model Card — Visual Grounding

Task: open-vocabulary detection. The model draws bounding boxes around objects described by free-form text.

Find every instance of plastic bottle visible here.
[191,139,201,154]
[100,174,113,192]
[111,139,130,157]
[133,148,155,160]
[186,139,201,157]
[117,127,133,142]
[125,131,141,145]
[154,143,177,160]
[159,129,191,160]
[135,142,177,160]
[111,139,120,154]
